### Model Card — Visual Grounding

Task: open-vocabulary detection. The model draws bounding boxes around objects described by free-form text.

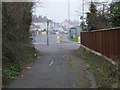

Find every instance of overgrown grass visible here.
[3,62,20,84]
[67,36,78,42]
[77,46,118,88]
[2,43,37,85]
[67,57,74,69]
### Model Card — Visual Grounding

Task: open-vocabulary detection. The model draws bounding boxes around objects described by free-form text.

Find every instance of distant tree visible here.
[87,2,98,30]
[86,2,108,31]
[109,1,120,27]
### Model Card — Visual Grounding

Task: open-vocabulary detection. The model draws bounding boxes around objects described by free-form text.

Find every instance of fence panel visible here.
[80,28,120,60]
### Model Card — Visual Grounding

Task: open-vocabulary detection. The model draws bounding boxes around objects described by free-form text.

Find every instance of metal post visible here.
[47,20,49,45]
[82,0,84,29]
[46,20,51,45]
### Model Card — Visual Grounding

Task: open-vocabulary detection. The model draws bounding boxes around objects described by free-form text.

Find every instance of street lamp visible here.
[46,19,51,45]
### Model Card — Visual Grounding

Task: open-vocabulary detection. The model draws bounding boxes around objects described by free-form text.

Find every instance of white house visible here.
[31,16,54,35]
[61,19,80,31]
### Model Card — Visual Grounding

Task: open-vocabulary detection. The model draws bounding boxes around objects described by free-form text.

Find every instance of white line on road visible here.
[49,59,54,66]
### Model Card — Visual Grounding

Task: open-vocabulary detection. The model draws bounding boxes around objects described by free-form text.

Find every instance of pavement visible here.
[6,34,96,88]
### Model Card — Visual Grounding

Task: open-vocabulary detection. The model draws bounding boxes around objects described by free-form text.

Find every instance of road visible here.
[6,34,96,88]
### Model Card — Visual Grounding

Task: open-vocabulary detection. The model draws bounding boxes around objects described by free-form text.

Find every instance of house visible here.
[31,15,54,35]
[61,19,80,32]
[61,19,72,31]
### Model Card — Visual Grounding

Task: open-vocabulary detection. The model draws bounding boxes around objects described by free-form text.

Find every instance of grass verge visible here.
[67,36,78,42]
[2,43,37,86]
[77,46,119,88]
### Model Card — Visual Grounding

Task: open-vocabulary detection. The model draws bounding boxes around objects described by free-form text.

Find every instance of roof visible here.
[70,27,77,29]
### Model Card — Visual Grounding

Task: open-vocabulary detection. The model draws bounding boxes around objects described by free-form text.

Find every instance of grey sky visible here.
[34,0,81,23]
[33,0,112,23]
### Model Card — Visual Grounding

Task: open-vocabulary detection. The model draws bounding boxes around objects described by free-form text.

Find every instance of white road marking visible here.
[49,59,54,66]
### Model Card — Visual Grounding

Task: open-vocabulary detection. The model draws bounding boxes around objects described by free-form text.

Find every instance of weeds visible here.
[77,46,118,88]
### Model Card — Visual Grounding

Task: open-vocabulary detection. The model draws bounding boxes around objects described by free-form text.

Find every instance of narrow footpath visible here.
[6,34,96,88]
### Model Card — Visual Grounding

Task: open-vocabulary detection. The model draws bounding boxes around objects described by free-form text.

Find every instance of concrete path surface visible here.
[6,34,96,88]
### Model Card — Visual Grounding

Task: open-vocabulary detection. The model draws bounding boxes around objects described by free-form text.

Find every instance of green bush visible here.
[2,2,36,85]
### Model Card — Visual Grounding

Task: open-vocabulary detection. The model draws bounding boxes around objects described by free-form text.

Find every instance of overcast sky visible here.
[33,0,112,23]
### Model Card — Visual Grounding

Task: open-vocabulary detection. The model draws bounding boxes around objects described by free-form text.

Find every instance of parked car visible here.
[49,29,59,34]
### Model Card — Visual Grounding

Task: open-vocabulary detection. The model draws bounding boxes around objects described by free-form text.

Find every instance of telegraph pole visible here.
[68,0,70,21]
[82,0,84,29]
[68,0,70,31]
[82,0,84,18]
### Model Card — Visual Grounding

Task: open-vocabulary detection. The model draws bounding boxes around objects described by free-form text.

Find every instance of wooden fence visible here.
[80,28,120,61]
